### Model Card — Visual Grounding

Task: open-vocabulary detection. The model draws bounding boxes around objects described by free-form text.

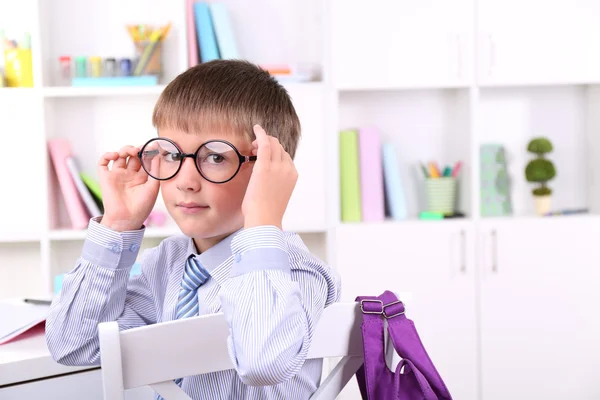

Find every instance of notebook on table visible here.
[0,299,51,345]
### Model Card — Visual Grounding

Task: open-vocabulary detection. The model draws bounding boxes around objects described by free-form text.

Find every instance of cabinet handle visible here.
[460,229,466,273]
[491,229,498,273]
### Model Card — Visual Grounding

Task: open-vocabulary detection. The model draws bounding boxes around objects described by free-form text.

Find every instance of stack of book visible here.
[339,127,408,223]
[47,138,103,230]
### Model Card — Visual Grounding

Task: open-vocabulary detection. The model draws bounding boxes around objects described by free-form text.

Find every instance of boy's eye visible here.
[162,151,182,162]
[206,154,225,164]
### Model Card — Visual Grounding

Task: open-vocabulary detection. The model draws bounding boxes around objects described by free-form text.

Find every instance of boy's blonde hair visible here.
[152,60,301,159]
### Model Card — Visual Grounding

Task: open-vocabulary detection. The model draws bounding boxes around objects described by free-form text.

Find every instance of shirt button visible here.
[234,253,241,263]
[109,243,121,254]
[129,243,140,252]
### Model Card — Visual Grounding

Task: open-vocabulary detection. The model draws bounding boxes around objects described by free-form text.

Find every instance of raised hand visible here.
[98,145,160,232]
[242,124,298,230]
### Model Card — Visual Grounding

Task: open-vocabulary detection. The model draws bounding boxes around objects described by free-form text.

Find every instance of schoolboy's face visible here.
[157,127,254,249]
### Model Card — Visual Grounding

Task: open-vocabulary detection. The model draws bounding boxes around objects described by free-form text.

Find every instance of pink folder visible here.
[47,138,90,230]
[358,127,385,222]
[186,0,199,66]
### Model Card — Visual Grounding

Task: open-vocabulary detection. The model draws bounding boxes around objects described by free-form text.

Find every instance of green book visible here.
[339,129,362,222]
[80,172,103,202]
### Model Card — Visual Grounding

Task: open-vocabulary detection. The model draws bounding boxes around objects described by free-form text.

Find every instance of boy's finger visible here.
[98,152,119,171]
[268,136,283,162]
[127,154,142,171]
[254,124,271,163]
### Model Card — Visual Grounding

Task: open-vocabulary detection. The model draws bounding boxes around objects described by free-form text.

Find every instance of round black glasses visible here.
[137,137,257,183]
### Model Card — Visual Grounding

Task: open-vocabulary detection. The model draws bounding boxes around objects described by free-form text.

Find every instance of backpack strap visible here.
[379,291,453,400]
[354,294,390,399]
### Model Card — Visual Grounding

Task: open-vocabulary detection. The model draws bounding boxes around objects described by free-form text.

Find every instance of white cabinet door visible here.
[479,216,600,400]
[333,220,478,400]
[329,0,473,90]
[477,0,600,85]
[282,83,327,232]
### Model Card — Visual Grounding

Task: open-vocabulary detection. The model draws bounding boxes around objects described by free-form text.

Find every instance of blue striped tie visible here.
[159,254,210,399]
[175,254,210,319]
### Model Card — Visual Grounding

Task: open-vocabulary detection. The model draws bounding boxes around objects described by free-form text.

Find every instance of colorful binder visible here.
[339,130,362,222]
[194,2,220,62]
[381,143,407,220]
[209,3,239,59]
[47,138,90,229]
[358,127,385,221]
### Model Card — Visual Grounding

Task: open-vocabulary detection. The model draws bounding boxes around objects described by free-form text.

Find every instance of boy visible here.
[46,60,342,399]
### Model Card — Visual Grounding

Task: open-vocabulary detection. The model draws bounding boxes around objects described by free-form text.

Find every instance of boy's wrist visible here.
[100,217,143,232]
[244,217,282,230]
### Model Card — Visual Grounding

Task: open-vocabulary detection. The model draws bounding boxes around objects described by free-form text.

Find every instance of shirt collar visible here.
[185,228,242,274]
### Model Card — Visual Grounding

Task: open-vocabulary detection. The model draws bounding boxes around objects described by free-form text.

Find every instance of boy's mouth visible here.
[176,202,209,214]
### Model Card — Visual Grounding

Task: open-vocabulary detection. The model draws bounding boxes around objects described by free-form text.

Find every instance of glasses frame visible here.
[137,137,257,184]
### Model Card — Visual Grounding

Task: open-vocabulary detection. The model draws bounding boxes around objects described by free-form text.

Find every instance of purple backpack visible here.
[354,291,453,400]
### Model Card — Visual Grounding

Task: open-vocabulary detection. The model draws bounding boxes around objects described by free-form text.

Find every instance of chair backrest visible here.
[98,302,364,400]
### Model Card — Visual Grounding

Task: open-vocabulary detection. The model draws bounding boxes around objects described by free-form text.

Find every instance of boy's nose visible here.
[175,158,202,192]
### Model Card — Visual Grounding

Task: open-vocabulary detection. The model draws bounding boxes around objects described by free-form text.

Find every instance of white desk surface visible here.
[0,331,97,386]
[0,299,97,387]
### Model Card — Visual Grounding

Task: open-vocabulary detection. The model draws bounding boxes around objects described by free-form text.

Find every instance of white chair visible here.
[98,302,365,400]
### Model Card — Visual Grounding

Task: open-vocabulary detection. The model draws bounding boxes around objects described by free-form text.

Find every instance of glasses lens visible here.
[197,141,241,183]
[140,139,182,180]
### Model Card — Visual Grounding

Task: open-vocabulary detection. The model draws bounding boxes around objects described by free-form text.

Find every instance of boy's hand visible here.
[242,125,298,230]
[98,145,160,232]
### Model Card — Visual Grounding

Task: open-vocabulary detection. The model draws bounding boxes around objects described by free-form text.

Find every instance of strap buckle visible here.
[383,300,405,319]
[360,299,383,314]
[360,299,406,319]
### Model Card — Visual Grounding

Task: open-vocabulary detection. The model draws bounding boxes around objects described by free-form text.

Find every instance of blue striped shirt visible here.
[45,217,342,399]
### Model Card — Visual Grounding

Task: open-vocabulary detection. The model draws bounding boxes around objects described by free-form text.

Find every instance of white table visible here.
[0,329,154,399]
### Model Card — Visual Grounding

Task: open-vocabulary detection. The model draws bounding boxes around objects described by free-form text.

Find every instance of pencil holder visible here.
[425,177,457,214]
[133,40,163,76]
[4,49,33,87]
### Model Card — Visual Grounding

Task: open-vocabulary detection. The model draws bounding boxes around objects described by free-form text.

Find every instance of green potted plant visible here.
[525,137,556,215]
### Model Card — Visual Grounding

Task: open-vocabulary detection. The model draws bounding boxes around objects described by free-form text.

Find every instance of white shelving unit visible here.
[3,0,600,399]
[0,0,329,301]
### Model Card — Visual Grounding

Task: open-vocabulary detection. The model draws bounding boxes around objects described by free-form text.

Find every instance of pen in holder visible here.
[425,177,457,214]
[133,40,163,76]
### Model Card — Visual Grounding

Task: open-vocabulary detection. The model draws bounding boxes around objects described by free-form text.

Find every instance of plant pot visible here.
[534,194,551,215]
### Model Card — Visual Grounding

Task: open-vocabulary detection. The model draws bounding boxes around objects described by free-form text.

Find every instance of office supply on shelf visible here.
[3,32,33,87]
[71,76,157,87]
[66,156,102,218]
[194,2,220,62]
[339,129,362,222]
[543,208,589,216]
[209,3,239,59]
[23,299,52,306]
[186,0,199,67]
[382,143,408,220]
[480,144,512,217]
[419,211,444,220]
[47,138,91,230]
[420,163,429,179]
[425,177,457,214]
[358,127,385,222]
[0,300,51,345]
[428,161,440,178]
[451,160,463,177]
[133,23,171,76]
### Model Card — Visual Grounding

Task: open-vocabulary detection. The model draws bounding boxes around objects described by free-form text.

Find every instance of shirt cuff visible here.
[230,225,290,277]
[81,216,145,270]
